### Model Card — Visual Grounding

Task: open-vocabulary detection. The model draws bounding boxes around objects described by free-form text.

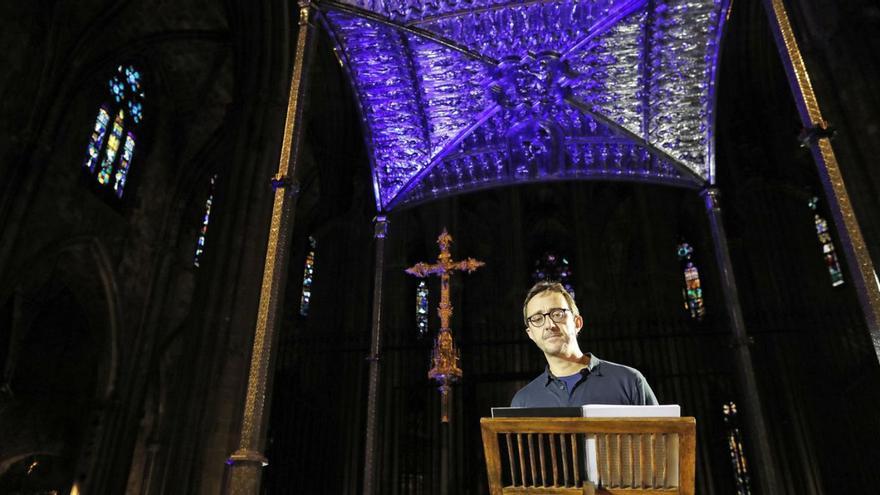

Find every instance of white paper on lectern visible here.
[580,405,681,486]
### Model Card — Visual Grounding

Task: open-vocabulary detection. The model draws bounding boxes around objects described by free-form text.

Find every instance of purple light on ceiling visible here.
[320,0,730,211]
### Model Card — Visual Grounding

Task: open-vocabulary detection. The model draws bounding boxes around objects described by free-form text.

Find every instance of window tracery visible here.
[81,65,145,198]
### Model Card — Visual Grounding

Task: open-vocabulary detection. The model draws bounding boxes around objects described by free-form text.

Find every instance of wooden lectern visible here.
[481,417,696,495]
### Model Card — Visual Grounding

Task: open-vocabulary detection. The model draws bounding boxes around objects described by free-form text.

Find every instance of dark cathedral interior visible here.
[2,0,880,494]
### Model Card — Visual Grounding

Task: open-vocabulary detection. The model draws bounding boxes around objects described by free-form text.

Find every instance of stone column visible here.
[702,187,781,495]
[362,215,389,495]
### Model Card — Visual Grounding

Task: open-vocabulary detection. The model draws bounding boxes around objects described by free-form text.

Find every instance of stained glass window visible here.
[114,133,136,197]
[83,105,111,173]
[299,236,316,316]
[193,174,217,268]
[416,280,429,337]
[81,64,144,198]
[723,402,752,495]
[97,109,124,185]
[532,252,574,297]
[808,196,844,287]
[676,242,705,320]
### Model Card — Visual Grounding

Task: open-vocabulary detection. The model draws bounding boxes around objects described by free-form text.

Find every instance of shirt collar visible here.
[542,353,602,386]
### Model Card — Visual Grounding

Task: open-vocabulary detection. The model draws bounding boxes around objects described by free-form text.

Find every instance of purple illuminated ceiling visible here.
[318,0,729,211]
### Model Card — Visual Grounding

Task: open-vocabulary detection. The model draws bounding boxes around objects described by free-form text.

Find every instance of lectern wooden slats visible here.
[616,434,623,487]
[627,434,635,487]
[517,434,527,486]
[505,433,516,486]
[538,434,547,486]
[560,433,570,486]
[660,433,668,488]
[528,434,537,486]
[638,434,646,488]
[481,417,696,495]
[603,433,611,487]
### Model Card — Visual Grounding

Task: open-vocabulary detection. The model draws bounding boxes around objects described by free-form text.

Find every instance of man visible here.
[511,281,658,407]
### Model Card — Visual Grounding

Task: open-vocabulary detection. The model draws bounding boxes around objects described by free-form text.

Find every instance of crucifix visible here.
[406,229,484,422]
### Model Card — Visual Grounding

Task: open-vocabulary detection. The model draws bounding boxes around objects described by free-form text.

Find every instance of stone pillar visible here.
[362,215,388,495]
[701,187,781,495]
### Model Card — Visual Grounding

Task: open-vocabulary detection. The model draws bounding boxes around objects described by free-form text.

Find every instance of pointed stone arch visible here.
[0,236,122,488]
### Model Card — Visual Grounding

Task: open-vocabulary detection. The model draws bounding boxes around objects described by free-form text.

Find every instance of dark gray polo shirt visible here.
[510,354,658,407]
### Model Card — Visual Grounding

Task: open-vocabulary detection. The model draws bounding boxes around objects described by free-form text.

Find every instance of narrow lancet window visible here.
[723,402,752,495]
[416,280,429,337]
[300,236,317,316]
[808,196,844,287]
[676,241,705,320]
[83,106,111,173]
[193,175,217,268]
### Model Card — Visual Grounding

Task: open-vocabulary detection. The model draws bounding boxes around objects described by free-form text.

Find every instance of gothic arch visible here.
[0,236,123,492]
[1,235,121,402]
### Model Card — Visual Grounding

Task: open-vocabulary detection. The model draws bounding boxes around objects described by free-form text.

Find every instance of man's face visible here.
[524,290,583,357]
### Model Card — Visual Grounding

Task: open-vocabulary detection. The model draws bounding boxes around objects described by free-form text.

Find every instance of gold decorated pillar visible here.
[224,0,316,492]
[763,0,880,358]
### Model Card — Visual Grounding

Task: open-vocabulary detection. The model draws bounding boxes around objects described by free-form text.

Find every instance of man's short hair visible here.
[522,281,580,325]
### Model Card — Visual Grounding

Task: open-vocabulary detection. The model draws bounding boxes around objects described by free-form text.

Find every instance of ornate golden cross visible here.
[406,229,484,422]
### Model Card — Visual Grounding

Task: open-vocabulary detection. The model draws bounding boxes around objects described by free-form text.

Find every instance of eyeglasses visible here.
[526,308,572,327]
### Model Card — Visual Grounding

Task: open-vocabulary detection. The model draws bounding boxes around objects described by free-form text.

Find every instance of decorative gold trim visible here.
[766,0,880,348]
[768,0,824,124]
[816,138,880,322]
